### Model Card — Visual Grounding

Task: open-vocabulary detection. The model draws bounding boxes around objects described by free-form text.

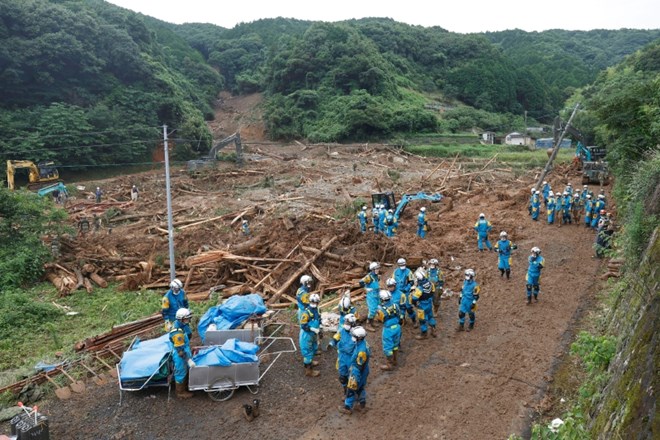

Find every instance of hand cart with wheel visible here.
[188,336,296,401]
[117,335,173,405]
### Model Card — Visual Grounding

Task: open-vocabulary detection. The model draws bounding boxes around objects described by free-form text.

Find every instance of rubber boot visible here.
[366,319,376,332]
[305,364,320,377]
[243,404,254,422]
[354,402,367,413]
[392,350,398,366]
[338,405,352,415]
[506,269,510,280]
[500,269,505,277]
[534,294,538,302]
[175,382,193,399]
[467,322,474,332]
[526,296,531,305]
[415,331,428,340]
[430,326,437,338]
[456,322,465,332]
[380,356,394,371]
[412,317,419,329]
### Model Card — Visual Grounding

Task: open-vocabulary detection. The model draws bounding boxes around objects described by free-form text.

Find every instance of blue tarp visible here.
[198,294,267,343]
[119,334,172,381]
[192,338,259,367]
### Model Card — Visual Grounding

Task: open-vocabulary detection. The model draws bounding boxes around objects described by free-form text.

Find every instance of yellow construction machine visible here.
[6,160,61,190]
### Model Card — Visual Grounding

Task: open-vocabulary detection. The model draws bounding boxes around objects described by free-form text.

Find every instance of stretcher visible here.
[188,336,296,401]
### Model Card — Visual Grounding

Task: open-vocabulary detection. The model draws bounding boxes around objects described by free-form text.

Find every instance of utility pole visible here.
[535,103,580,190]
[163,125,176,281]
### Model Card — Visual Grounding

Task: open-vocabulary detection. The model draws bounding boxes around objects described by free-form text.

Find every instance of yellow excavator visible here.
[6,160,61,190]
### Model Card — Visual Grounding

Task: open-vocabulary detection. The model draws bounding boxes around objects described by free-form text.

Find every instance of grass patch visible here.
[0,284,214,387]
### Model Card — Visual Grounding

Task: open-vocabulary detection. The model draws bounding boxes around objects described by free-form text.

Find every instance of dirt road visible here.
[35,141,604,439]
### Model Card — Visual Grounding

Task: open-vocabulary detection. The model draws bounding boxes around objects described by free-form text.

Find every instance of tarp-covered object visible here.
[119,334,172,381]
[192,338,259,367]
[198,294,267,342]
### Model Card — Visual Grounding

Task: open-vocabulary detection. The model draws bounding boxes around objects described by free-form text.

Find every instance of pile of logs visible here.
[44,263,108,296]
[601,258,624,280]
[75,313,162,352]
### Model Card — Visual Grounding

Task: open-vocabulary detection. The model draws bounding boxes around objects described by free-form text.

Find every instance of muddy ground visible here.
[16,94,609,439]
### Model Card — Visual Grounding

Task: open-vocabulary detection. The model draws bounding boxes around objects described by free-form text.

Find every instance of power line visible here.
[0,139,160,156]
[0,126,164,143]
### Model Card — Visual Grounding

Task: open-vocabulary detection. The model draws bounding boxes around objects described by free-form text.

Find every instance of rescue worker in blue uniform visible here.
[371,205,379,234]
[385,209,397,237]
[299,293,322,377]
[526,247,545,304]
[417,207,428,238]
[473,213,493,251]
[377,290,402,371]
[411,279,437,339]
[584,194,593,227]
[385,277,405,310]
[580,185,589,203]
[296,275,314,321]
[495,231,517,279]
[546,191,557,224]
[357,205,368,233]
[360,262,381,332]
[561,192,573,225]
[329,313,357,393]
[337,293,358,326]
[241,219,250,236]
[531,190,542,221]
[169,308,194,399]
[457,269,480,332]
[591,194,606,229]
[565,183,573,195]
[571,192,582,225]
[427,258,444,313]
[161,279,188,331]
[339,326,370,415]
[528,188,536,215]
[542,181,551,207]
[393,258,417,327]
[554,191,563,225]
[378,204,387,235]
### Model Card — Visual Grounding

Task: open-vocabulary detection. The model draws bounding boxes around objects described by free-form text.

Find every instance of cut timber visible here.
[185,250,295,267]
[83,277,94,294]
[89,272,108,288]
[267,236,338,305]
[74,268,85,291]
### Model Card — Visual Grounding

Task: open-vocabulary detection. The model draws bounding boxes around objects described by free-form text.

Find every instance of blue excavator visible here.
[371,191,443,219]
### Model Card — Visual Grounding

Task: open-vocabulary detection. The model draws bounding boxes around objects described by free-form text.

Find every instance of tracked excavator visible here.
[187,132,243,173]
[561,125,608,184]
[6,160,62,190]
[371,191,443,219]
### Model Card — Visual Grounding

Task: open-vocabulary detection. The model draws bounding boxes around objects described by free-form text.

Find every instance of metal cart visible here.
[117,338,173,405]
[188,336,296,401]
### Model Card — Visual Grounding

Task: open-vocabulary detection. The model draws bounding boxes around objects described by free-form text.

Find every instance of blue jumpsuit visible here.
[496,239,514,272]
[393,267,416,322]
[378,209,387,235]
[526,255,545,299]
[591,200,605,229]
[562,196,573,224]
[161,288,189,330]
[371,207,379,234]
[428,267,444,309]
[296,285,310,321]
[385,212,397,237]
[378,301,402,357]
[417,211,428,238]
[359,271,380,320]
[169,320,193,384]
[298,306,321,366]
[357,210,367,233]
[531,194,541,221]
[546,197,556,224]
[584,199,593,226]
[474,218,493,251]
[344,339,370,410]
[329,326,355,392]
[412,282,436,334]
[542,183,551,206]
[458,279,480,327]
[338,304,358,327]
[241,222,250,236]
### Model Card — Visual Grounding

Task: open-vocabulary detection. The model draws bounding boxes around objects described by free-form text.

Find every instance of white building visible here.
[505,132,530,146]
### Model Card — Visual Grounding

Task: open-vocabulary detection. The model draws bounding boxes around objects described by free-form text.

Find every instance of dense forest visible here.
[0,0,658,166]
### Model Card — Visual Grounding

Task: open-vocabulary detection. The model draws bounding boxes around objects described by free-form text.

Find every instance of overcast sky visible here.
[106,0,659,33]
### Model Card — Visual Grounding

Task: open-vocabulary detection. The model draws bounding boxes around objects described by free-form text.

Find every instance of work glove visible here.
[347,375,358,391]
[471,301,478,312]
[310,327,320,335]
[187,359,196,368]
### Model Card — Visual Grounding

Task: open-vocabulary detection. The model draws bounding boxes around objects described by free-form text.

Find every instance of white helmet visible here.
[573,193,579,198]
[549,191,554,196]
[429,258,439,266]
[535,190,541,195]
[500,231,507,238]
[300,275,313,286]
[567,183,572,187]
[369,262,380,271]
[362,205,367,211]
[309,293,321,307]
[531,246,541,255]
[350,326,367,340]
[543,181,547,185]
[170,279,183,291]
[339,295,352,313]
[396,258,406,267]
[344,313,357,326]
[242,219,248,224]
[386,277,397,287]
[586,194,592,199]
[531,188,536,193]
[598,194,605,199]
[388,209,393,213]
[479,213,485,218]
[379,289,392,302]
[415,267,427,280]
[465,269,475,279]
[175,308,192,321]
[420,207,426,212]
[562,192,568,196]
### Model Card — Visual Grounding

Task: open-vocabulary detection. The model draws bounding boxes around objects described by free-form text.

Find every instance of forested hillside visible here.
[0,0,658,166]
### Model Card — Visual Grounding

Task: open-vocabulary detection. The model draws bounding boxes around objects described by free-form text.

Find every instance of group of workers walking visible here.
[357,205,429,239]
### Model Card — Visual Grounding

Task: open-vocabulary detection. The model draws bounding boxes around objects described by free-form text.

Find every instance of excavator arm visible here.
[394,192,443,218]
